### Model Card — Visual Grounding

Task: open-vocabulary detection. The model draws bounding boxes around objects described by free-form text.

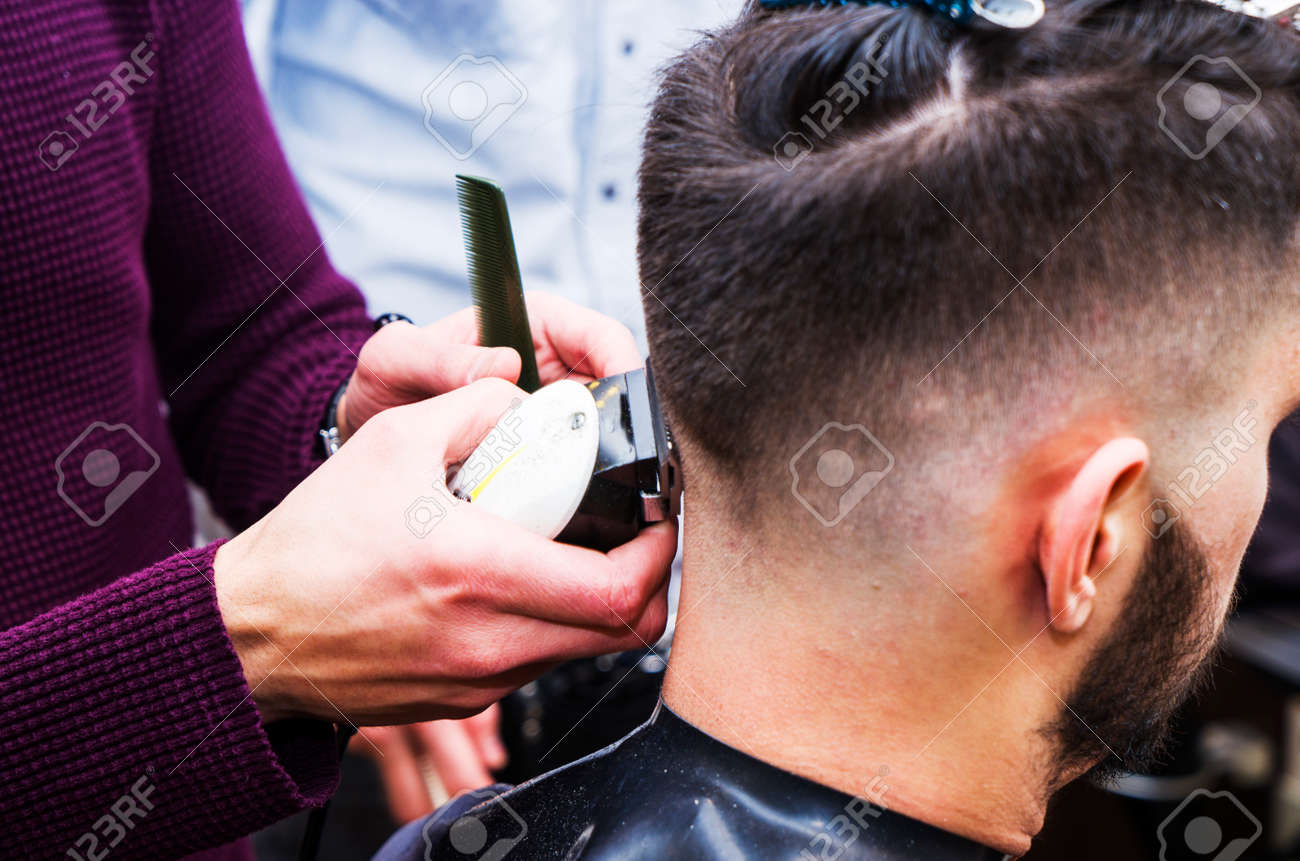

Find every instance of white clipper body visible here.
[448,379,600,540]
[449,368,681,550]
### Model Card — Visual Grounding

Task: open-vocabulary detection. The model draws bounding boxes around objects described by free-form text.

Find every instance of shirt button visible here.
[622,39,635,56]
[602,183,618,200]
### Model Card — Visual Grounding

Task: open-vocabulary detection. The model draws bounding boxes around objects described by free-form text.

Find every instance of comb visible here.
[455,174,542,393]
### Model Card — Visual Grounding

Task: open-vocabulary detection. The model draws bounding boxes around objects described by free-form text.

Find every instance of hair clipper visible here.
[449,175,681,550]
[448,366,680,550]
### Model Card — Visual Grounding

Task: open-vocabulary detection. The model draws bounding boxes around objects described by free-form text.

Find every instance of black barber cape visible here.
[374,700,1006,860]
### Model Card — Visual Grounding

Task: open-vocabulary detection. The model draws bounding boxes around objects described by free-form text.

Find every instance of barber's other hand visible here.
[213,378,676,725]
[337,292,642,441]
[359,707,506,824]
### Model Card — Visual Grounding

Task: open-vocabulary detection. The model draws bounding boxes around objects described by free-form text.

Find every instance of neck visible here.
[661,537,1061,858]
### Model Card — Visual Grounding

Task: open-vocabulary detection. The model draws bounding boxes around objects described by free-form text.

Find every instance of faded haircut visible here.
[638,0,1300,481]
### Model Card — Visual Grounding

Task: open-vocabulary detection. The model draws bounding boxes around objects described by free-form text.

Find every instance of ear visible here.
[1038,438,1150,634]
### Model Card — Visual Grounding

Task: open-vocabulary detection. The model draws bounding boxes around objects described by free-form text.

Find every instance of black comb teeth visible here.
[456,174,542,393]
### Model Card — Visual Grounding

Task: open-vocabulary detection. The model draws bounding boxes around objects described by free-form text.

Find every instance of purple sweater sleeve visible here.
[143,0,372,527]
[0,0,375,855]
[1,545,339,858]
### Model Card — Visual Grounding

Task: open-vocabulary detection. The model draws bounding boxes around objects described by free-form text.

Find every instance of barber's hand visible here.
[214,377,676,726]
[337,292,642,441]
[359,707,506,824]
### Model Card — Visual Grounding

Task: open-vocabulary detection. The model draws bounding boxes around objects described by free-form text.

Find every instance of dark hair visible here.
[639,0,1300,472]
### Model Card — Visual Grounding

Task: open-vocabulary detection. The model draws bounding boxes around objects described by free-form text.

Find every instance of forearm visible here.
[0,544,339,858]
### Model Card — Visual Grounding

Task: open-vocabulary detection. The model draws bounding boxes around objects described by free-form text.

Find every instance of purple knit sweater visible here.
[0,0,374,857]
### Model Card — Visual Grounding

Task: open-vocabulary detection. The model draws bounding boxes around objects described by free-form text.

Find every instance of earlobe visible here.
[1053,573,1095,634]
[1039,438,1150,635]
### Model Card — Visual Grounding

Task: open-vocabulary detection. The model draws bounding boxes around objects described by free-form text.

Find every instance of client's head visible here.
[638,0,1300,851]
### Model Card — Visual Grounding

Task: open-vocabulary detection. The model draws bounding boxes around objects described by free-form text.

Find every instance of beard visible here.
[1046,515,1228,786]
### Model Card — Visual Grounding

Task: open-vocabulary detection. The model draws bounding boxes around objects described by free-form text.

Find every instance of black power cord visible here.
[298,725,357,861]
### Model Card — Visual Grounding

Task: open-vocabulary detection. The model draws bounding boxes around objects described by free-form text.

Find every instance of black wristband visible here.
[318,313,413,458]
[317,377,349,459]
[373,312,413,331]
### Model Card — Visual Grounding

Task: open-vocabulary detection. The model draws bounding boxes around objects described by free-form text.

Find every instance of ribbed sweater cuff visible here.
[273,332,366,485]
[1,542,340,857]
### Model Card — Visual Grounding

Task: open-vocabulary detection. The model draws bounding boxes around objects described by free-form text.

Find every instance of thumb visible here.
[459,344,522,387]
[418,377,530,466]
[382,322,522,393]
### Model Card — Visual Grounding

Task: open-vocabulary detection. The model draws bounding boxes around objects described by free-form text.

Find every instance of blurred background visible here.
[238,0,745,342]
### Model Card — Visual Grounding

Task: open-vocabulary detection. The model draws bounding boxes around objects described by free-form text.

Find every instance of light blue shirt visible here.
[242,0,742,347]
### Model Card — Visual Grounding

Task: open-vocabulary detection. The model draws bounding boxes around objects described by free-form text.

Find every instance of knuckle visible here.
[361,405,407,445]
[362,318,406,356]
[637,600,669,644]
[602,568,643,626]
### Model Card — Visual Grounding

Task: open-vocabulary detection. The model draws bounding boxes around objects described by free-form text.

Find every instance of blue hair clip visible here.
[758,0,1044,29]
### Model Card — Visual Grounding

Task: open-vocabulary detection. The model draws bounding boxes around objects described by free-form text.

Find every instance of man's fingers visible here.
[409,377,530,466]
[603,520,679,616]
[356,724,400,759]
[416,720,495,797]
[424,294,641,381]
[525,292,643,379]
[377,321,521,392]
[468,602,669,678]
[444,514,678,628]
[464,346,521,387]
[367,728,434,824]
[464,704,507,769]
